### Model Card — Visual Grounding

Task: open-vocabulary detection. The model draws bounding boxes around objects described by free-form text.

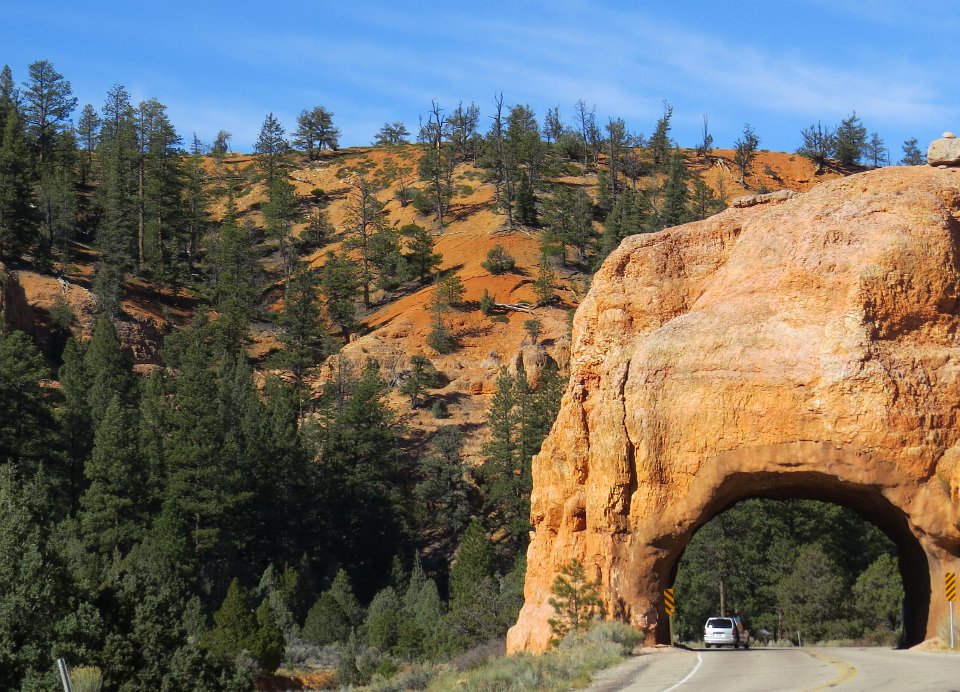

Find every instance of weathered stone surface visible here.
[508,166,960,653]
[731,189,796,208]
[928,137,960,165]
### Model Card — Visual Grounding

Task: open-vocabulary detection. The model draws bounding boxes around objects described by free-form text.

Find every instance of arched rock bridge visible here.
[507,167,960,652]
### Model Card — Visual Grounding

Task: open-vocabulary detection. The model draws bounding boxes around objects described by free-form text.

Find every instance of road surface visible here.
[587,646,960,691]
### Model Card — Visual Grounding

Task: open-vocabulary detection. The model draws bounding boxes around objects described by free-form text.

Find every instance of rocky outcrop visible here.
[928,132,960,166]
[508,166,960,653]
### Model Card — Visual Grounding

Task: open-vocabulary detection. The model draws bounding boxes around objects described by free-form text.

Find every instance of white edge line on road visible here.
[661,652,703,692]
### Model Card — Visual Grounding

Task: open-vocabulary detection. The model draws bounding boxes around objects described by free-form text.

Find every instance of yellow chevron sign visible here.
[664,588,676,616]
[947,572,957,602]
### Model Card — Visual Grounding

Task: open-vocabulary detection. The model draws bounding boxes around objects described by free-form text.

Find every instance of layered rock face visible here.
[508,166,960,653]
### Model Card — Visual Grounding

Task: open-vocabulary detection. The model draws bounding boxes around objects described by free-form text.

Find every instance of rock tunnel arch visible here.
[506,167,960,654]
[658,466,931,647]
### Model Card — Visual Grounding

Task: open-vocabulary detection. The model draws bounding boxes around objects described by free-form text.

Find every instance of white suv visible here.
[703,616,748,649]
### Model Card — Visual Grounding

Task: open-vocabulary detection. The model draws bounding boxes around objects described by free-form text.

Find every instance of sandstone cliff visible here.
[509,166,960,652]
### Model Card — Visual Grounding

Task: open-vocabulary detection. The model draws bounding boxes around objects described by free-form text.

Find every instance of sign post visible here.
[947,572,957,649]
[664,588,676,645]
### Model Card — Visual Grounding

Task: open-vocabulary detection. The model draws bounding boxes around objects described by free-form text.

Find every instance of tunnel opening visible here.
[656,471,930,648]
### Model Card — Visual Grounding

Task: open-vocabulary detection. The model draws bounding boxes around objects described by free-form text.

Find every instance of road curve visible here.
[587,646,960,692]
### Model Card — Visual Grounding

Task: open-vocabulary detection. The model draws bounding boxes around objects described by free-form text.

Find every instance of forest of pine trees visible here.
[0,58,913,687]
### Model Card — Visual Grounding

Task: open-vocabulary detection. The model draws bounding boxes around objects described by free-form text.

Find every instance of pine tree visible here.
[364,586,404,652]
[79,395,148,561]
[0,105,37,258]
[76,103,99,186]
[208,198,261,351]
[798,121,837,173]
[900,137,924,166]
[319,251,361,340]
[84,313,135,427]
[733,123,760,186]
[835,112,867,167]
[0,331,56,475]
[542,185,593,266]
[302,569,364,645]
[659,153,690,228]
[315,361,411,598]
[21,59,77,166]
[343,173,387,306]
[274,263,331,420]
[202,578,258,661]
[254,113,288,186]
[293,106,339,158]
[597,188,651,264]
[514,170,537,226]
[263,175,299,279]
[418,100,453,227]
[94,85,138,314]
[136,98,186,285]
[0,466,71,688]
[648,102,674,169]
[547,559,603,644]
[401,223,441,284]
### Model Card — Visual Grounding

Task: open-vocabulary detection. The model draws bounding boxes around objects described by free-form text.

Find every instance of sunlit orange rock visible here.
[509,167,960,653]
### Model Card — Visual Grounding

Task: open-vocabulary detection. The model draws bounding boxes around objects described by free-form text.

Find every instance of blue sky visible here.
[2,1,956,158]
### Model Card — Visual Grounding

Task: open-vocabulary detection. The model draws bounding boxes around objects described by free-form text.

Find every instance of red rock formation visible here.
[508,166,960,653]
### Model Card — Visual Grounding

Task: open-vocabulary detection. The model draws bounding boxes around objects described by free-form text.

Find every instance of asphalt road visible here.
[587,646,960,691]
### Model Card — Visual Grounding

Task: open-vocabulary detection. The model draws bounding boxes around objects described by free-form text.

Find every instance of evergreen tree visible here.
[418,100,453,227]
[274,263,331,420]
[84,313,135,427]
[778,544,851,641]
[514,170,537,226]
[479,364,562,563]
[79,395,148,562]
[648,102,674,169]
[547,559,603,644]
[414,425,472,563]
[0,331,56,475]
[733,123,760,186]
[294,106,339,159]
[900,137,924,166]
[343,173,387,307]
[835,112,867,167]
[853,553,903,633]
[207,198,261,350]
[597,187,651,264]
[94,85,138,314]
[135,98,187,285]
[319,251,361,340]
[249,600,284,673]
[0,466,71,689]
[368,224,405,290]
[0,103,37,258]
[364,586,404,652]
[314,360,412,598]
[797,121,837,173]
[57,337,93,506]
[263,175,299,279]
[302,569,364,646]
[184,134,209,272]
[202,578,258,661]
[659,153,691,229]
[76,103,100,186]
[401,223,441,284]
[21,59,77,166]
[864,132,888,169]
[255,113,288,186]
[542,184,593,266]
[373,121,411,146]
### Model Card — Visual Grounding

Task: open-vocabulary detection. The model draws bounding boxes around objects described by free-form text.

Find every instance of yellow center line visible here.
[803,650,857,690]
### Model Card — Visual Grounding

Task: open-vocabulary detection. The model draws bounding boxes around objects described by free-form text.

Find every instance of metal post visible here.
[57,658,73,692]
[951,601,955,649]
[669,613,675,646]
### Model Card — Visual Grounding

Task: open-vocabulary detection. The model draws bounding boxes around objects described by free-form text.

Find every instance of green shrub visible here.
[481,245,516,275]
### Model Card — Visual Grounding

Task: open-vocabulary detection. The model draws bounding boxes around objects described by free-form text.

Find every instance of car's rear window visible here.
[707,618,733,628]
